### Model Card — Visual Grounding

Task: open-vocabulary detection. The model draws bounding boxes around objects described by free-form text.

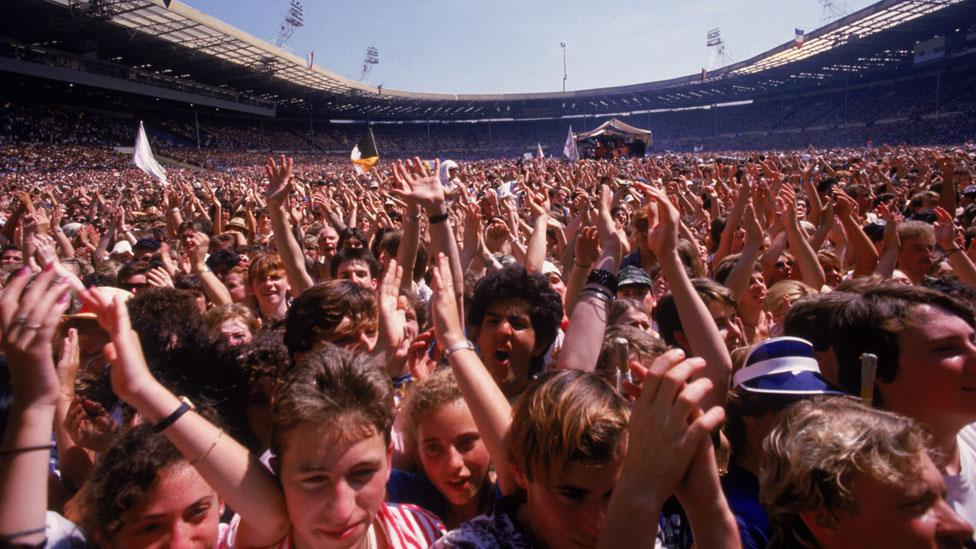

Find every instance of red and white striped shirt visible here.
[220,502,445,548]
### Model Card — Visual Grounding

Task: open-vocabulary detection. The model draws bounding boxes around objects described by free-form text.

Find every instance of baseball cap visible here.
[733,337,843,396]
[618,266,653,288]
[134,238,161,252]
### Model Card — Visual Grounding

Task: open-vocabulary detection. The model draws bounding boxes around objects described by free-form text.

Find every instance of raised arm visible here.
[524,190,551,274]
[430,253,517,495]
[643,185,733,411]
[0,267,72,547]
[186,232,232,306]
[834,191,880,277]
[558,185,623,372]
[265,155,314,297]
[723,202,763,301]
[934,206,976,289]
[392,158,464,316]
[779,187,826,289]
[78,288,291,547]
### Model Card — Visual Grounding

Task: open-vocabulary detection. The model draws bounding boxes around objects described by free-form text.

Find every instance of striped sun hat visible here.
[732,336,844,396]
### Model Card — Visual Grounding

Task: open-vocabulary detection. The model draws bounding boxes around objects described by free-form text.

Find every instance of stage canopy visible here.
[576,118,652,146]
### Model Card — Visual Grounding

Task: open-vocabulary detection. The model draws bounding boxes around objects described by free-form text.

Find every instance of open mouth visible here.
[494,350,511,363]
[446,477,471,491]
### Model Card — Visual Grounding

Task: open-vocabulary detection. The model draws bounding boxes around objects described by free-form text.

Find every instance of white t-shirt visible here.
[948,424,976,532]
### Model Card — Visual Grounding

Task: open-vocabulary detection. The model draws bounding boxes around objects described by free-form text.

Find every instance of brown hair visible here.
[400,368,464,457]
[508,369,630,482]
[270,344,393,467]
[761,397,930,548]
[247,252,285,287]
[204,303,259,337]
[831,283,975,402]
[283,280,378,355]
[596,324,667,372]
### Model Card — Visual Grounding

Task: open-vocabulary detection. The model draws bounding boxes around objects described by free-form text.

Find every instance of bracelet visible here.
[0,526,47,541]
[443,340,476,358]
[153,397,194,433]
[573,259,592,270]
[581,286,615,305]
[0,444,54,458]
[428,213,449,225]
[190,429,224,465]
[586,269,619,293]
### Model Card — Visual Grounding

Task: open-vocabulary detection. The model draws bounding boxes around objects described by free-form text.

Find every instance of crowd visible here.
[2,137,976,549]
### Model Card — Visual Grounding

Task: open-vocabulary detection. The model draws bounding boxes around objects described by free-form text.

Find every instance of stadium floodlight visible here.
[360,47,380,82]
[274,0,304,47]
[818,0,850,24]
[561,42,567,92]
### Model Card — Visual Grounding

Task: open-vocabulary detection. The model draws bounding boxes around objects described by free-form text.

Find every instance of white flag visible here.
[132,121,167,184]
[563,126,579,162]
[536,143,544,159]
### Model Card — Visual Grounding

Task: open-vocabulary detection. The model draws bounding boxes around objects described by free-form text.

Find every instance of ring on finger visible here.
[12,316,27,325]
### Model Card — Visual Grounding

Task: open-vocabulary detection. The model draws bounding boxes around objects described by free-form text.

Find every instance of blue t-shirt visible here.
[720,462,770,549]
[388,469,453,520]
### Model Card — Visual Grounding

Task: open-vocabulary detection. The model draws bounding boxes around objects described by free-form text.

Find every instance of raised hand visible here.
[934,206,961,251]
[64,397,117,452]
[185,231,210,270]
[0,266,72,407]
[405,330,437,381]
[392,158,444,211]
[643,185,679,258]
[833,190,857,220]
[596,184,624,253]
[526,190,551,220]
[30,233,58,269]
[742,202,763,245]
[147,266,175,288]
[575,225,600,267]
[77,287,155,403]
[620,348,724,505]
[264,155,294,209]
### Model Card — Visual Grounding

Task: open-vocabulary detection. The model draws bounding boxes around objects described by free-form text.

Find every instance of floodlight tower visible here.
[706,28,734,69]
[818,0,850,24]
[359,46,379,82]
[274,0,304,47]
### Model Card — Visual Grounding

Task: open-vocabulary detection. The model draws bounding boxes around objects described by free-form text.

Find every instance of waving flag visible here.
[351,129,379,174]
[536,143,545,159]
[563,126,579,162]
[132,121,167,185]
[795,28,805,49]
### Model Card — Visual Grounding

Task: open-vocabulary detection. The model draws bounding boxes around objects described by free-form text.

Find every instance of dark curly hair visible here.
[80,421,217,538]
[466,266,563,369]
[127,288,250,441]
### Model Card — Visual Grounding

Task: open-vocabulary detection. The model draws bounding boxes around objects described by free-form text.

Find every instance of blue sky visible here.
[185,0,876,94]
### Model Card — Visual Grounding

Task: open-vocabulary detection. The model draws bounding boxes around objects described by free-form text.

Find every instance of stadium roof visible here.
[2,0,975,120]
